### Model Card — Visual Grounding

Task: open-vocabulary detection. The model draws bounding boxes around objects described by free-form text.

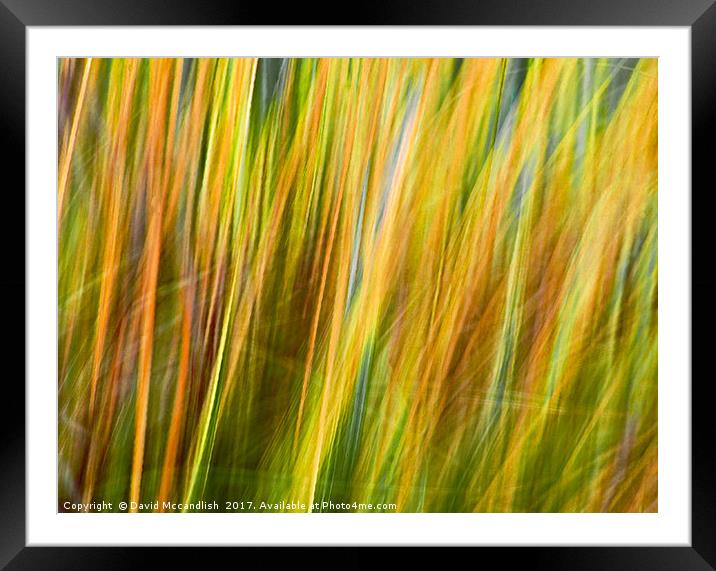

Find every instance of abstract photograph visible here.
[58,57,657,513]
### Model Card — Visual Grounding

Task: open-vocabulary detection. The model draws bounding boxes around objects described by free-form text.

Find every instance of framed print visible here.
[5,0,715,567]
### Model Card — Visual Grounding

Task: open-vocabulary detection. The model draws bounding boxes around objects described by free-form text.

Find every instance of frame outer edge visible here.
[0,0,26,568]
[10,0,715,567]
[0,0,715,26]
[691,1,716,569]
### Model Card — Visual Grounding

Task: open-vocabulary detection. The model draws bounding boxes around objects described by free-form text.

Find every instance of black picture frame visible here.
[3,1,714,568]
